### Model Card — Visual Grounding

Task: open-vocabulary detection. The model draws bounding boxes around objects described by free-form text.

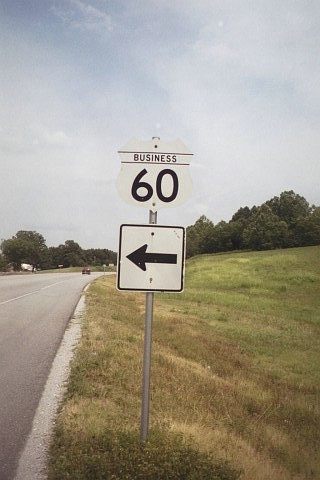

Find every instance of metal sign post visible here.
[140,209,157,442]
[116,137,192,443]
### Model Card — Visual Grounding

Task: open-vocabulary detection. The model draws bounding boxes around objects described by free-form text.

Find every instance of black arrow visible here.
[126,244,177,271]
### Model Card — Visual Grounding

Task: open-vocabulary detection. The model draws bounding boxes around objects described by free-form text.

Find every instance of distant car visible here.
[82,267,91,275]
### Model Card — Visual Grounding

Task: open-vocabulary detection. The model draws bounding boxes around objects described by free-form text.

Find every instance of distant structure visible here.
[21,263,33,272]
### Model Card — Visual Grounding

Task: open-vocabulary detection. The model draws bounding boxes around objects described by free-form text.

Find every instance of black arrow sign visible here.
[126,244,177,271]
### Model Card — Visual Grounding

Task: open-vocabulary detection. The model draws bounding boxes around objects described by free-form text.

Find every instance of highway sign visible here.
[117,224,185,292]
[116,138,192,211]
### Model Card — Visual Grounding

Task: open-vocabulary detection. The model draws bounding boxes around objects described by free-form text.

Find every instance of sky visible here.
[1,0,319,251]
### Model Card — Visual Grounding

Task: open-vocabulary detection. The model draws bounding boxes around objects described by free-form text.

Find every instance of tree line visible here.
[0,232,117,271]
[186,191,320,258]
[1,191,318,270]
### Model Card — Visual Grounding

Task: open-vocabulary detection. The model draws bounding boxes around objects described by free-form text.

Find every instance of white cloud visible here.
[127,1,320,221]
[42,130,71,146]
[1,0,319,247]
[52,0,113,33]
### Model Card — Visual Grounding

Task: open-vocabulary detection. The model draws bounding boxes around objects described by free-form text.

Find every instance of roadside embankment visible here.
[48,246,320,480]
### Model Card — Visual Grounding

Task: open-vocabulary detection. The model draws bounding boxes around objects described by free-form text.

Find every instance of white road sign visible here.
[117,224,185,292]
[116,138,192,211]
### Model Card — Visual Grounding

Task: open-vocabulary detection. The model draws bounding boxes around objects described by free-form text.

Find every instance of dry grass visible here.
[49,246,320,479]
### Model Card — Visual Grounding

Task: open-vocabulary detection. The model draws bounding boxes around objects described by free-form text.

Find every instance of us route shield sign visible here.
[117,224,186,292]
[116,138,193,212]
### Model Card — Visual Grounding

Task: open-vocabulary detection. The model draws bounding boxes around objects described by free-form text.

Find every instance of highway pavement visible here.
[0,272,104,480]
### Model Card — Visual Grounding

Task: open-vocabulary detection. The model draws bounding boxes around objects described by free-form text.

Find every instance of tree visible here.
[186,191,319,258]
[84,248,117,266]
[266,191,310,227]
[292,207,320,246]
[203,221,233,253]
[186,216,215,257]
[228,221,245,250]
[230,206,257,249]
[231,206,253,223]
[0,253,7,271]
[44,244,117,269]
[52,240,85,267]
[242,205,289,250]
[1,231,47,270]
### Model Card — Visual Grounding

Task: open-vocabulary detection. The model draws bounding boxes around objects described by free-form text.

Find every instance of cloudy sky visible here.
[1,0,319,250]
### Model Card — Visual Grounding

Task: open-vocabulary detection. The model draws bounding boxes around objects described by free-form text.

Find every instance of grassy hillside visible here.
[49,246,320,480]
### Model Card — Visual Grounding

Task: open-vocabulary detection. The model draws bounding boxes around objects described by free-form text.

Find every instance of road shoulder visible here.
[14,291,87,480]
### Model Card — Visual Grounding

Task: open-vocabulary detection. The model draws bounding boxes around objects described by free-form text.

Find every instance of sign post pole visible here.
[116,137,192,443]
[140,209,157,442]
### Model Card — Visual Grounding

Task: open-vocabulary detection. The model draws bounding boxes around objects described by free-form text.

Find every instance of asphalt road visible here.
[0,272,104,480]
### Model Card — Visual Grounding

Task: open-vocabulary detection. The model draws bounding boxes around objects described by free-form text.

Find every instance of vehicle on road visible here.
[82,267,91,275]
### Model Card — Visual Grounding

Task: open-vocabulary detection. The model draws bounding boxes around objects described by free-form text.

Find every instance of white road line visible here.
[0,292,36,306]
[40,281,66,291]
[0,281,67,306]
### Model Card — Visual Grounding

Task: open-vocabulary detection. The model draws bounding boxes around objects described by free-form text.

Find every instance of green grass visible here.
[48,246,320,480]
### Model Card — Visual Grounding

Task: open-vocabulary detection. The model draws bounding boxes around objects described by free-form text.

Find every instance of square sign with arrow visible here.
[117,224,185,292]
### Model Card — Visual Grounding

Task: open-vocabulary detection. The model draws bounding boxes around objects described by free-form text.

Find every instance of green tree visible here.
[293,207,320,246]
[266,191,310,227]
[228,220,245,250]
[64,240,84,266]
[1,231,47,270]
[231,206,253,223]
[204,221,233,253]
[186,216,215,257]
[230,205,258,250]
[53,240,85,267]
[243,205,289,250]
[0,253,7,271]
[185,191,319,258]
[39,247,57,270]
[84,248,117,266]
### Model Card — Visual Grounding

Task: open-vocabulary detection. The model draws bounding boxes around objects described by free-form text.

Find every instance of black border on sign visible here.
[120,162,190,165]
[117,224,186,293]
[118,151,193,156]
